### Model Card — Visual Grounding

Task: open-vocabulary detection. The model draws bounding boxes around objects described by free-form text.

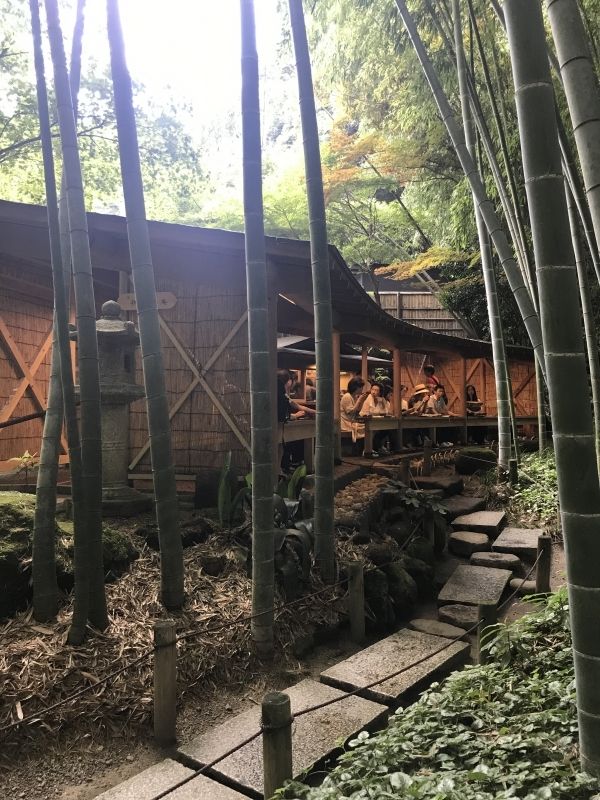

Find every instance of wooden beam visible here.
[361,345,368,382]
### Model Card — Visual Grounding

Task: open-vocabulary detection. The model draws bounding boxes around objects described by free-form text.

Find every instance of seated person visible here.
[305,377,316,402]
[360,382,390,417]
[341,377,385,457]
[407,384,431,415]
[466,383,486,415]
[427,384,458,416]
[277,369,316,422]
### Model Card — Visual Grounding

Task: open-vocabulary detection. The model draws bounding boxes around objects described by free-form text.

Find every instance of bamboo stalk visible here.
[393,0,546,379]
[106,0,184,610]
[240,0,275,655]
[289,0,336,581]
[452,0,511,470]
[505,0,600,776]
[45,0,107,637]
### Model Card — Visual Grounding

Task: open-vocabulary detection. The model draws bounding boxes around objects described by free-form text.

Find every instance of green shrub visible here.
[455,446,497,475]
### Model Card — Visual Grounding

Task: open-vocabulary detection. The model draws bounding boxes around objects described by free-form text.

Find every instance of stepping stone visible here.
[438,603,479,630]
[320,629,469,705]
[493,527,543,559]
[434,552,460,589]
[179,679,387,797]
[438,565,511,607]
[449,531,490,557]
[411,475,464,496]
[439,495,486,521]
[95,759,220,800]
[451,510,506,537]
[509,578,537,596]
[471,551,522,574]
[408,618,468,640]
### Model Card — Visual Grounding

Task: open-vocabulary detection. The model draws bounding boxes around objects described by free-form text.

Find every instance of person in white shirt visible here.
[360,383,390,417]
[427,384,458,416]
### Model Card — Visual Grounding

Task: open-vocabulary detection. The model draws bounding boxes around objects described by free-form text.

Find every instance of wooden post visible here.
[262,691,293,799]
[153,620,177,746]
[333,331,341,462]
[364,419,374,457]
[398,458,409,485]
[361,345,369,382]
[536,534,552,594]
[393,347,403,450]
[509,458,518,486]
[423,439,432,476]
[477,603,497,665]
[461,357,468,445]
[345,561,365,643]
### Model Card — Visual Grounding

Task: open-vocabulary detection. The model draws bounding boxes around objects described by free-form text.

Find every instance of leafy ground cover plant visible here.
[281,591,600,799]
[507,451,559,532]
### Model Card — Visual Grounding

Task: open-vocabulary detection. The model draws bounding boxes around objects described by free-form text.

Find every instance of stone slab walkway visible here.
[440,494,486,521]
[493,527,543,559]
[178,678,387,798]
[438,564,511,607]
[95,758,248,800]
[320,629,469,705]
[451,510,506,537]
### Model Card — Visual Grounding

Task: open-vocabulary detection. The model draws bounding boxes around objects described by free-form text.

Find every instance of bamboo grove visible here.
[15,0,600,775]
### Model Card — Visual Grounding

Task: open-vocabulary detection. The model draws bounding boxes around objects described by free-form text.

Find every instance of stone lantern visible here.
[74,300,152,516]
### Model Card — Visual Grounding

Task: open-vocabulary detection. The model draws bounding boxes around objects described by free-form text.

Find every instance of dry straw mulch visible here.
[0,532,342,757]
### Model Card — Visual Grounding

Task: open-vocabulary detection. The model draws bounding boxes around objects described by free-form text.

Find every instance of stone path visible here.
[438,564,512,607]
[96,759,248,800]
[101,478,547,800]
[493,527,543,559]
[179,679,387,798]
[320,629,469,705]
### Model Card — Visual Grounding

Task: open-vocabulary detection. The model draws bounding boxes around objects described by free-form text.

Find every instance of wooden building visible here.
[0,200,537,488]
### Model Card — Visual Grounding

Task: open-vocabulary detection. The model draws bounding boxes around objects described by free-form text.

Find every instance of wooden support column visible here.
[361,345,369,382]
[461,357,468,445]
[393,347,402,450]
[333,331,341,461]
[267,261,279,484]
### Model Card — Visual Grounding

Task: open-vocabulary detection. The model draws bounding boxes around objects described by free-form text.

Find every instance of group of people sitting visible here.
[277,365,487,460]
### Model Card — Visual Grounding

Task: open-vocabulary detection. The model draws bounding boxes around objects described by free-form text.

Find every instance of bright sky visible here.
[84,0,288,136]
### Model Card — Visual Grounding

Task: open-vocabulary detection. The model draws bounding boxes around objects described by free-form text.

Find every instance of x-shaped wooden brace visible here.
[0,316,68,453]
[129,311,250,471]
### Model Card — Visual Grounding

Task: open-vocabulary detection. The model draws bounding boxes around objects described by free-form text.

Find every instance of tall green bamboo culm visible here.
[547,0,600,286]
[289,0,336,582]
[30,0,88,627]
[44,0,107,638]
[566,183,600,469]
[393,0,546,380]
[240,0,276,655]
[452,0,511,470]
[106,0,184,609]
[505,0,600,776]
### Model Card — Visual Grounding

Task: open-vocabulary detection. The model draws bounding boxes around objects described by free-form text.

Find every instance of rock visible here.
[408,618,468,640]
[364,569,395,632]
[381,487,402,508]
[509,578,537,596]
[386,506,407,524]
[438,564,511,607]
[438,603,479,629]
[410,475,464,496]
[455,447,497,475]
[406,537,434,566]
[471,552,522,574]
[451,510,506,538]
[387,522,413,547]
[198,554,227,576]
[448,531,490,557]
[493,527,544,559]
[366,542,396,566]
[434,553,460,590]
[383,562,418,614]
[395,555,434,599]
[0,492,138,618]
[439,494,486,521]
